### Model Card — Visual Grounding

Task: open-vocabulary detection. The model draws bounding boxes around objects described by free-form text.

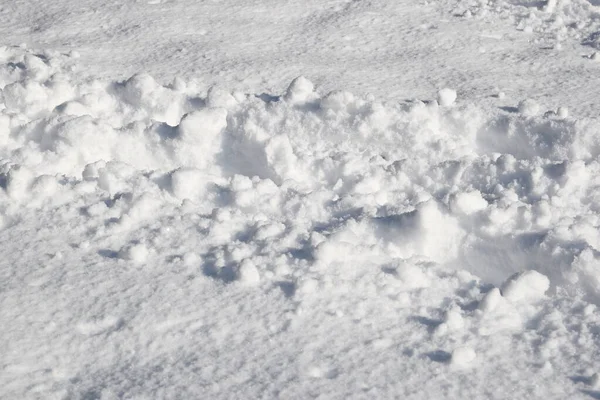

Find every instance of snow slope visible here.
[2,0,600,399]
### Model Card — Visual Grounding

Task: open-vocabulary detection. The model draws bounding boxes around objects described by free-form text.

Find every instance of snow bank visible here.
[1,46,600,297]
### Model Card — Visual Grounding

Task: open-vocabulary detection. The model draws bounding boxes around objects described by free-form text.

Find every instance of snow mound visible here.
[1,47,600,297]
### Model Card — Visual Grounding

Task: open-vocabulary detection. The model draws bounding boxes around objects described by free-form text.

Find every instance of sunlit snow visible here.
[2,1,600,399]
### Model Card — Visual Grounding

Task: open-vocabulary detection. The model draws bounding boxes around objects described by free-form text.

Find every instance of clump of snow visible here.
[451,346,477,367]
[478,288,503,313]
[237,259,260,285]
[412,200,464,263]
[590,373,600,387]
[206,86,238,109]
[394,262,431,289]
[169,168,209,201]
[284,76,317,105]
[451,190,488,215]
[501,270,550,302]
[121,243,149,265]
[4,165,34,201]
[436,307,465,335]
[320,90,356,112]
[556,106,569,118]
[544,0,558,13]
[437,88,457,107]
[82,161,107,181]
[121,73,161,107]
[518,99,540,116]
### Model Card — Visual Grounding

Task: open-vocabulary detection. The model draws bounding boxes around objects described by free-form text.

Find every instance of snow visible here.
[501,270,550,303]
[437,88,457,107]
[451,346,477,367]
[2,0,600,398]
[557,106,570,118]
[518,98,541,116]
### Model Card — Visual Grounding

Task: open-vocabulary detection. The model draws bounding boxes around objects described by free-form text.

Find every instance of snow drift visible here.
[1,46,600,295]
[3,46,600,398]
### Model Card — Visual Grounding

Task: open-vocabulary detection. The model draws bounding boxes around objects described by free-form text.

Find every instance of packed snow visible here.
[3,0,600,399]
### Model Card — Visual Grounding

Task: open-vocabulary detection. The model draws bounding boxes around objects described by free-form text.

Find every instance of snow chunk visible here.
[395,263,431,289]
[121,73,160,106]
[543,0,557,13]
[284,76,316,105]
[121,243,149,265]
[436,307,464,335]
[237,259,260,285]
[206,86,238,109]
[556,106,569,119]
[82,161,107,181]
[590,373,600,388]
[2,81,50,116]
[451,190,488,215]
[5,165,34,200]
[177,108,228,144]
[125,193,162,223]
[264,134,299,182]
[23,54,50,81]
[31,175,59,198]
[444,308,464,331]
[413,200,464,263]
[176,108,228,168]
[518,99,540,117]
[437,88,457,107]
[478,288,502,313]
[501,270,549,302]
[451,347,476,367]
[320,90,355,112]
[170,168,209,200]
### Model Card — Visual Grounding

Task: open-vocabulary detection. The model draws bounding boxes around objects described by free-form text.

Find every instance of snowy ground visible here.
[3,0,600,399]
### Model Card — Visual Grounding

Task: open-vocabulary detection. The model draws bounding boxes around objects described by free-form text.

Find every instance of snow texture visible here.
[1,0,600,399]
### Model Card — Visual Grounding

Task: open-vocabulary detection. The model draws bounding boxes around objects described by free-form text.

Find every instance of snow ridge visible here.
[2,46,600,399]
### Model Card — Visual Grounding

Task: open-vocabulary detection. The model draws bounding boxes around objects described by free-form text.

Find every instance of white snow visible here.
[1,0,600,398]
[437,88,457,107]
[557,106,569,118]
[236,259,261,285]
[284,76,317,105]
[478,288,503,313]
[501,270,550,303]
[451,346,477,367]
[451,190,488,215]
[518,98,541,116]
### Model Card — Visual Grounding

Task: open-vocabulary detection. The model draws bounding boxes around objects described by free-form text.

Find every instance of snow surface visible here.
[3,0,600,399]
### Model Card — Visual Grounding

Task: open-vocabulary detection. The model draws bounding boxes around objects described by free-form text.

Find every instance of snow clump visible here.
[437,88,457,107]
[518,99,540,116]
[501,270,550,302]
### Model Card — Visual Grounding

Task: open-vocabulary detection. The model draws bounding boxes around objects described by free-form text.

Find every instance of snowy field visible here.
[3,0,600,398]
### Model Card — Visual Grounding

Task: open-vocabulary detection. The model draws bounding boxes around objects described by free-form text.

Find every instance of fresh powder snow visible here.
[2,0,600,399]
